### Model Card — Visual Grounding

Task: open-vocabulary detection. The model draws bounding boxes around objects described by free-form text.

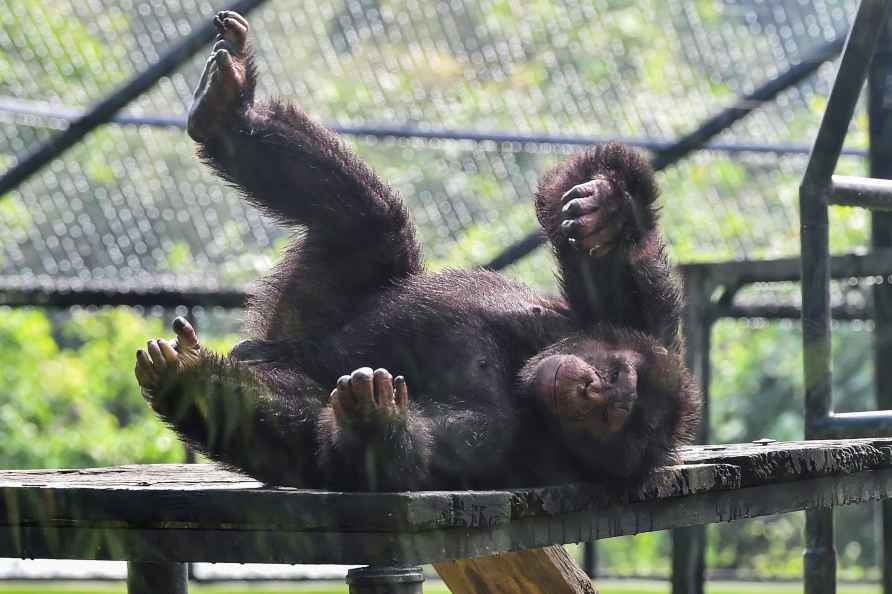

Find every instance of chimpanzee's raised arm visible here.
[535,143,683,351]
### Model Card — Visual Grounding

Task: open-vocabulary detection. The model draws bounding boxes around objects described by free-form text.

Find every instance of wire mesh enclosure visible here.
[0,0,875,300]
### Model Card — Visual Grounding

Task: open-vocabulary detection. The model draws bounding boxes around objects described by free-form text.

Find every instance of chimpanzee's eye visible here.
[610,367,620,383]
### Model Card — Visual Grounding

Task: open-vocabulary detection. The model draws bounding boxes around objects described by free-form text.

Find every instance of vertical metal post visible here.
[346,566,424,594]
[127,562,188,594]
[868,13,892,594]
[671,268,712,594]
[582,541,598,578]
[800,3,892,594]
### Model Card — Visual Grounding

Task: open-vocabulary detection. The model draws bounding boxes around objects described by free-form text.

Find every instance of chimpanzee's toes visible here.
[135,337,179,394]
[215,11,249,54]
[187,38,250,142]
[135,349,159,391]
[350,367,376,410]
[330,367,409,426]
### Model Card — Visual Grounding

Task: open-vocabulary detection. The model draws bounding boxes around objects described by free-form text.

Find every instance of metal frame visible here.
[0,2,889,593]
[799,5,892,593]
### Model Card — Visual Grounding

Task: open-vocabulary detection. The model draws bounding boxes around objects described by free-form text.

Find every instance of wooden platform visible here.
[1,438,891,569]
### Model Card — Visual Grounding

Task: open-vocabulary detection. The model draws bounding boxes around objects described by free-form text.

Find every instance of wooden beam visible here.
[434,545,596,594]
[1,468,891,566]
[0,441,891,565]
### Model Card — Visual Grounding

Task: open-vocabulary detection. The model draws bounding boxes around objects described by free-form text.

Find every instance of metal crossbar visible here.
[799,1,892,593]
[830,175,892,209]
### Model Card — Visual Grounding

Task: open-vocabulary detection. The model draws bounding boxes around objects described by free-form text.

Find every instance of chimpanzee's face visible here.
[520,332,681,442]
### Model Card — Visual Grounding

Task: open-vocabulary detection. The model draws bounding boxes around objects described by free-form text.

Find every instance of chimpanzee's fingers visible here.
[561,180,595,204]
[373,368,395,407]
[561,195,600,218]
[561,197,622,241]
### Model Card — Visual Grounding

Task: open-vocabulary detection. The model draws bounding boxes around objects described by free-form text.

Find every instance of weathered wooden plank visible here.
[678,439,892,485]
[434,545,596,594]
[510,464,742,519]
[0,471,512,533]
[1,469,890,566]
[1,440,890,536]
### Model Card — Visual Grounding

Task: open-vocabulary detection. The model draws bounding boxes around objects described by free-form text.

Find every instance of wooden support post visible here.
[671,268,712,594]
[347,566,424,594]
[127,562,188,594]
[869,13,892,594]
[434,546,596,594]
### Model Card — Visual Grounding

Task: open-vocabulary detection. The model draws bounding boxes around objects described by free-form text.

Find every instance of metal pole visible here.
[868,12,892,594]
[346,566,425,594]
[800,3,892,594]
[0,95,870,158]
[127,562,188,594]
[671,268,712,594]
[484,32,848,272]
[582,541,598,578]
[0,0,269,201]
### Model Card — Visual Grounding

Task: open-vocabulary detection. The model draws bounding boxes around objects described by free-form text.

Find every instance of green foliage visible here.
[0,307,236,469]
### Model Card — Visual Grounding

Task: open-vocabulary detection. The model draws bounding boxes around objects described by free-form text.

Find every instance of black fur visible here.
[145,36,701,491]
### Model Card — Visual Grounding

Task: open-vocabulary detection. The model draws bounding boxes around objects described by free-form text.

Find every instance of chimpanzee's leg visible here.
[136,320,513,491]
[135,317,326,487]
[187,12,422,313]
[535,142,683,351]
[316,367,518,491]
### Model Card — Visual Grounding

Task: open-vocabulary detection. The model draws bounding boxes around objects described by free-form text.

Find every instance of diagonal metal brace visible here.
[0,0,269,202]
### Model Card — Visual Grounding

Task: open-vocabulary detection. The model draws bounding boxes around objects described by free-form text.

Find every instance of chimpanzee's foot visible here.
[559,175,642,258]
[135,317,203,396]
[329,367,409,430]
[187,11,254,142]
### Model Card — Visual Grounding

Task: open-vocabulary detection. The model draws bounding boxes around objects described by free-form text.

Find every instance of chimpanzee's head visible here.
[518,325,700,479]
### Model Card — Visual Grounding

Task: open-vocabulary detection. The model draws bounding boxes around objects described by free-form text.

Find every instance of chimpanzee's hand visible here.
[559,175,645,258]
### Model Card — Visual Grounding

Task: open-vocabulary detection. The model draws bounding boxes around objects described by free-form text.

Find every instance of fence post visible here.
[868,12,892,594]
[671,267,712,594]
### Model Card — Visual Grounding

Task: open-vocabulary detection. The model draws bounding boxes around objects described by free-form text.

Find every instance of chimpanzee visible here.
[134,11,700,491]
